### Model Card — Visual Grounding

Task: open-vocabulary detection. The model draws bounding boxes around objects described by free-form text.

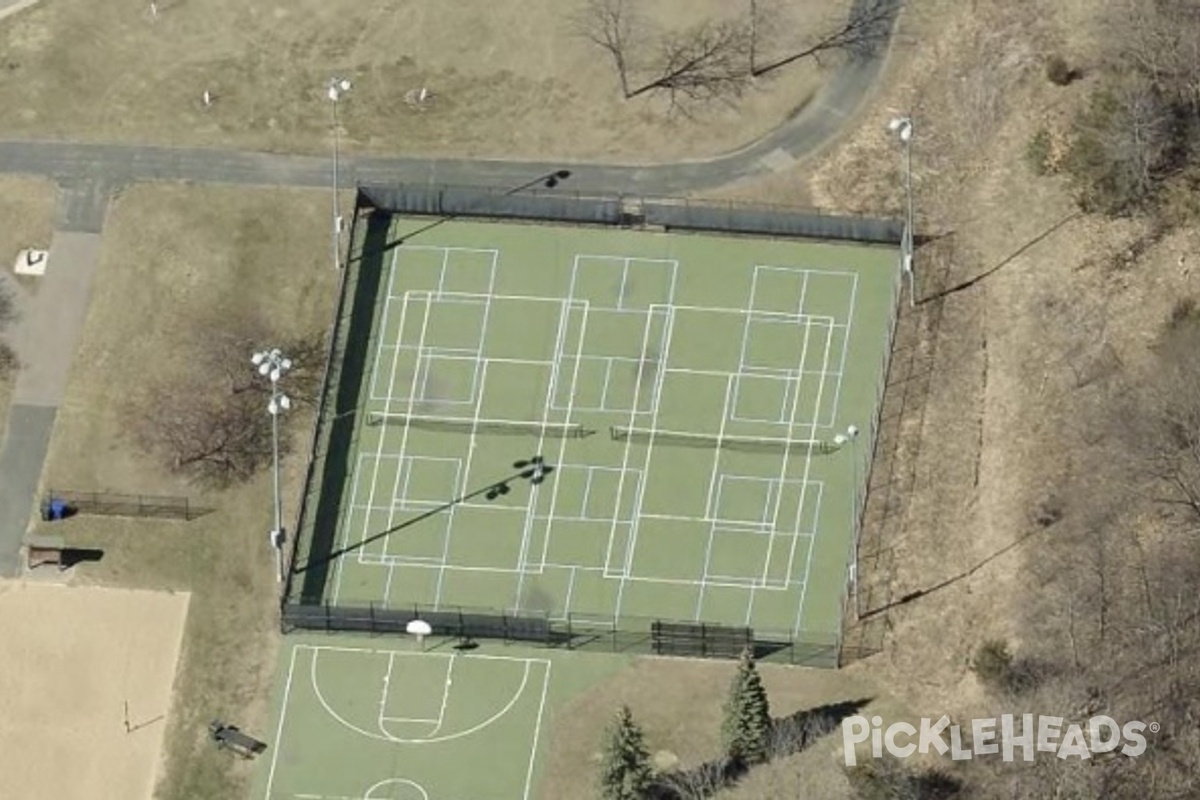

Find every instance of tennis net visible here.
[610,426,830,455]
[368,413,585,438]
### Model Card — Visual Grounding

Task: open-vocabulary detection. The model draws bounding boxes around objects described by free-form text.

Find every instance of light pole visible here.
[252,348,292,583]
[888,116,916,308]
[328,77,352,270]
[833,425,862,609]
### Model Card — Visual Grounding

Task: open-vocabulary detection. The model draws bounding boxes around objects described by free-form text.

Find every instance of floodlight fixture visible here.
[889,115,917,307]
[327,77,353,270]
[253,347,294,583]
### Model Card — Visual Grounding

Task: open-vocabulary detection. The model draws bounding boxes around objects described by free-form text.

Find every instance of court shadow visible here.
[60,548,104,568]
[295,205,391,604]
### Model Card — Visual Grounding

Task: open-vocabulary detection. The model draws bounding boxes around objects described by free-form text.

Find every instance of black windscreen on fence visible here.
[357,185,903,248]
[282,604,552,643]
[359,185,622,226]
[281,603,839,666]
[651,621,754,659]
[642,201,904,244]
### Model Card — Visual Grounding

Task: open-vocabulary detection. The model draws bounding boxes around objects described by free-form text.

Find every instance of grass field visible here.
[30,185,339,800]
[0,0,840,160]
[296,215,899,649]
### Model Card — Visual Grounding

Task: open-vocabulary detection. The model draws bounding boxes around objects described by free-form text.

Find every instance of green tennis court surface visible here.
[326,217,898,642]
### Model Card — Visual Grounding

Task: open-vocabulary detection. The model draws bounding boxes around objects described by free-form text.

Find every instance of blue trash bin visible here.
[48,498,68,521]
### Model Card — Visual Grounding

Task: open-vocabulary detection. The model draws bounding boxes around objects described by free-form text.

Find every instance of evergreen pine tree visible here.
[720,647,772,765]
[598,704,653,800]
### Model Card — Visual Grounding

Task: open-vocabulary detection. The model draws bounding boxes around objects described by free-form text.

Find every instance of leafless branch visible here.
[571,0,637,98]
[627,19,753,116]
[751,0,895,78]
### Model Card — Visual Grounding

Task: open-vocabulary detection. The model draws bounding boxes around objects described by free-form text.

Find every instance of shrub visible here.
[1169,297,1199,329]
[1026,129,1054,175]
[1046,55,1079,86]
[0,341,16,380]
[971,639,1014,689]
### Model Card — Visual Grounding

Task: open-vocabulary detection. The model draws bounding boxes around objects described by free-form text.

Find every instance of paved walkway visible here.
[0,194,105,575]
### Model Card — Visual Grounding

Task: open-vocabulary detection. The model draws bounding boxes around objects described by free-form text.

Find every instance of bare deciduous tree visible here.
[750,0,896,77]
[129,376,274,485]
[628,20,753,115]
[1066,77,1174,213]
[573,0,638,98]
[1111,0,1200,114]
[654,758,736,800]
[747,0,784,76]
[126,310,324,485]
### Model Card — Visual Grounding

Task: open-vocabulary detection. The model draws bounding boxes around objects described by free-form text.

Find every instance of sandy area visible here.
[0,581,189,799]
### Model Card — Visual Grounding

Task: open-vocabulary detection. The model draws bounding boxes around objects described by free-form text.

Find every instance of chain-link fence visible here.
[281,601,842,667]
[42,489,202,521]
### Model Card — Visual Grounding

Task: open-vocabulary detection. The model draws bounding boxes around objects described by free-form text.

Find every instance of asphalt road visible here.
[0,2,897,195]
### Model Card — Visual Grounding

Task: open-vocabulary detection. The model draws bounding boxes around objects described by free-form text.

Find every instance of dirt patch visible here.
[30,184,338,800]
[0,580,188,800]
[0,0,843,161]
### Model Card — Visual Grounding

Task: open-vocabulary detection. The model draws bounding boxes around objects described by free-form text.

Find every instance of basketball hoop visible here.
[406,619,433,648]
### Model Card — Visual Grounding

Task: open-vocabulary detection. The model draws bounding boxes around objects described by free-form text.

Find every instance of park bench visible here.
[209,720,267,758]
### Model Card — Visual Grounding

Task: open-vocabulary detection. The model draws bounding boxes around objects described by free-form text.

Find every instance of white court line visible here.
[615,306,675,616]
[432,260,497,609]
[540,295,590,574]
[262,645,300,798]
[376,652,397,737]
[750,308,821,619]
[562,566,579,618]
[306,645,548,745]
[432,359,490,610]
[777,482,824,590]
[824,272,859,427]
[426,656,456,737]
[403,289,563,305]
[695,374,737,620]
[580,467,594,519]
[382,294,434,560]
[599,358,614,410]
[604,306,662,577]
[436,247,449,296]
[786,318,836,633]
[703,376,736,519]
[523,661,553,800]
[513,297,574,608]
[333,247,404,605]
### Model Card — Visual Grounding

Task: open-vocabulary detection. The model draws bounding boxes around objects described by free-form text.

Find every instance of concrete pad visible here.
[12,231,103,407]
[54,180,110,234]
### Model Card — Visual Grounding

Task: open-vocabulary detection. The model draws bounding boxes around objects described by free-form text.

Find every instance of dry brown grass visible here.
[0,0,843,161]
[541,0,1200,796]
[538,657,911,800]
[0,177,55,411]
[29,184,338,800]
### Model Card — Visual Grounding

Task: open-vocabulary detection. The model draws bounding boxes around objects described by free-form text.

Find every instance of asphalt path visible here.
[0,0,898,195]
